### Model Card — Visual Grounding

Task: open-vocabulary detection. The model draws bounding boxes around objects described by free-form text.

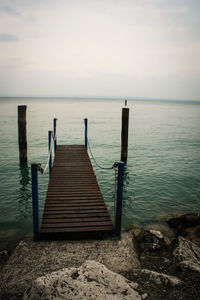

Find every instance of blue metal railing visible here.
[84,118,88,150]
[114,161,124,237]
[31,163,39,241]
[48,130,52,176]
[53,118,57,154]
[31,118,57,241]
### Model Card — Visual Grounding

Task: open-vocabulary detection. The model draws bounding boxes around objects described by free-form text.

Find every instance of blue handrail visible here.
[53,118,57,154]
[31,163,39,241]
[48,130,53,176]
[114,161,125,238]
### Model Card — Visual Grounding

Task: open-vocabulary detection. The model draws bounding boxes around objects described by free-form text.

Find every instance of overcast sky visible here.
[0,0,200,100]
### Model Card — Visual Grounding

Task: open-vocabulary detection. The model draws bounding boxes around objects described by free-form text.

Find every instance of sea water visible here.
[0,98,200,250]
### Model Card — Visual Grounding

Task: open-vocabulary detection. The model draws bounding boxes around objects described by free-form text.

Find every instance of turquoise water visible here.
[0,98,200,250]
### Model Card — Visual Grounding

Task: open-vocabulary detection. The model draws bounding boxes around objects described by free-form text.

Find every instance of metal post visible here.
[84,118,88,150]
[18,105,27,164]
[31,163,39,241]
[53,118,57,154]
[114,161,125,238]
[48,130,52,176]
[121,107,129,163]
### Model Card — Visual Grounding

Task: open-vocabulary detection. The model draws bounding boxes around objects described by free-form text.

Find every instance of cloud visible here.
[0,0,199,99]
[1,6,21,17]
[0,34,18,42]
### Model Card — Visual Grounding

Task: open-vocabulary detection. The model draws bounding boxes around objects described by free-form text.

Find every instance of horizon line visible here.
[0,95,200,102]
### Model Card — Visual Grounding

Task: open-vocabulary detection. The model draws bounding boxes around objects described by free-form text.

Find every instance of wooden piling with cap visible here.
[121,106,129,163]
[18,105,27,164]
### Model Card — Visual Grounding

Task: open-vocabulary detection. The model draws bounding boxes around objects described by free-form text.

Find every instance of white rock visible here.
[180,260,200,274]
[141,269,181,287]
[0,250,8,257]
[141,293,148,299]
[24,260,141,300]
[173,236,200,264]
[149,230,163,239]
[173,236,200,276]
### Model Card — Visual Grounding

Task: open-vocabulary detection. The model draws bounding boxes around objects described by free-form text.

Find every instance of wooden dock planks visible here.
[40,145,114,239]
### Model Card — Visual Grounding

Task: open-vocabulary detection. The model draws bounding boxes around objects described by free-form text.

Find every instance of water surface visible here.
[0,98,200,249]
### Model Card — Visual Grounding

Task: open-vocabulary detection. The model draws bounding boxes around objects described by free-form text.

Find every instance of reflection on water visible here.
[17,163,32,221]
[123,165,130,188]
[0,164,32,251]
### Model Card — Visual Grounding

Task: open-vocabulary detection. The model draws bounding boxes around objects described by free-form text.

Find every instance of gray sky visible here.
[0,0,200,100]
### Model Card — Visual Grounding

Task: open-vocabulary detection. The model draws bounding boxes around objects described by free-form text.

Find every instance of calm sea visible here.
[0,97,200,250]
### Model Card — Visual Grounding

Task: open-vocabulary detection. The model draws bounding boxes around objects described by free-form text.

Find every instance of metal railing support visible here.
[48,130,52,176]
[53,118,57,154]
[84,118,88,150]
[114,161,125,238]
[31,163,39,241]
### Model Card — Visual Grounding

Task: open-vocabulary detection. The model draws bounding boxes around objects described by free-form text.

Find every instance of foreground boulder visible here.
[173,236,200,277]
[0,232,140,297]
[24,260,141,300]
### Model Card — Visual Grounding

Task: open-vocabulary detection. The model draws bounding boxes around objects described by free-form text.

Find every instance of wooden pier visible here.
[40,145,114,239]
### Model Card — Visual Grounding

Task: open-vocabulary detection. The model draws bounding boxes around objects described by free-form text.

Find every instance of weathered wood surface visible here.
[121,107,129,163]
[18,105,27,164]
[40,145,113,239]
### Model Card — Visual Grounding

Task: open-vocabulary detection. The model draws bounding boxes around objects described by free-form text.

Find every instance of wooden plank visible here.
[41,225,113,233]
[45,200,105,205]
[43,209,109,215]
[43,212,110,218]
[46,196,104,200]
[43,207,108,212]
[42,217,111,223]
[42,221,113,228]
[44,203,105,208]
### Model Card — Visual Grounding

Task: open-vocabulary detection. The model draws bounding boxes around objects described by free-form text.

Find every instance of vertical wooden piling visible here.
[121,107,129,163]
[18,105,27,164]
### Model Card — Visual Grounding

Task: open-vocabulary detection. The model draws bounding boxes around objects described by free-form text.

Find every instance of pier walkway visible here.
[40,145,114,239]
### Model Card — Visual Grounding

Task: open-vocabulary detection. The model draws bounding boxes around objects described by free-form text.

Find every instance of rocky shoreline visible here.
[0,213,200,299]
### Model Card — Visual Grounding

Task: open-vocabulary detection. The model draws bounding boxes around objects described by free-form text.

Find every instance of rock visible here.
[173,236,200,264]
[167,213,200,244]
[0,232,140,297]
[0,250,8,258]
[167,213,200,233]
[126,224,142,238]
[185,225,200,244]
[145,224,175,247]
[168,213,200,227]
[179,261,200,274]
[173,236,200,277]
[139,229,166,252]
[140,269,181,287]
[141,293,148,299]
[0,250,9,268]
[24,260,141,300]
